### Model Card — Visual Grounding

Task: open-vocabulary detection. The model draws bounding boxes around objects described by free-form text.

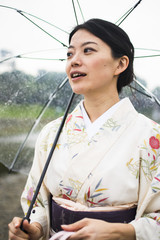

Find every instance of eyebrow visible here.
[68,41,98,49]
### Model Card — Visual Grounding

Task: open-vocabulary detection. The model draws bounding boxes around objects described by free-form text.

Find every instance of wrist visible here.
[114,223,136,240]
[32,222,44,238]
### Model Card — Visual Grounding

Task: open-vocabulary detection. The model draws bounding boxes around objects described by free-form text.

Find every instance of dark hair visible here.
[69,18,134,93]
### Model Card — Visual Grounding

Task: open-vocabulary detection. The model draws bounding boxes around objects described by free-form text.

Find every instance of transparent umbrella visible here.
[0,0,160,175]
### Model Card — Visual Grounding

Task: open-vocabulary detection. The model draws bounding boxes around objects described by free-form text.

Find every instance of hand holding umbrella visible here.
[8,217,43,240]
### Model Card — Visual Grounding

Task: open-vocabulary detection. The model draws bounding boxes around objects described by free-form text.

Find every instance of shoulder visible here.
[125,98,160,140]
[41,117,63,134]
[35,116,63,148]
[125,97,160,130]
[137,113,160,131]
[136,114,160,154]
[35,102,82,148]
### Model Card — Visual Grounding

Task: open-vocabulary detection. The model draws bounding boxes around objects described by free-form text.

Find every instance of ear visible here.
[114,56,129,76]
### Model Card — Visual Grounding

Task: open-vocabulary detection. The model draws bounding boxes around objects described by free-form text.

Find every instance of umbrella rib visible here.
[21,10,69,34]
[134,78,160,107]
[114,0,159,106]
[76,0,85,22]
[0,4,69,34]
[135,48,160,52]
[17,10,67,47]
[130,86,152,99]
[135,54,160,58]
[0,48,67,64]
[17,56,66,61]
[72,0,79,25]
[0,5,68,47]
[116,0,143,26]
[0,55,66,63]
[9,76,69,172]
[115,7,132,25]
[0,56,14,63]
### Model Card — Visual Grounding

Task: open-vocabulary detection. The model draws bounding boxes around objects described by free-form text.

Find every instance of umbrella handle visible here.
[20,91,75,232]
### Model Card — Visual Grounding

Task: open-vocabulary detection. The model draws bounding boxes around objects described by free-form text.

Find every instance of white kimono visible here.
[21,98,160,240]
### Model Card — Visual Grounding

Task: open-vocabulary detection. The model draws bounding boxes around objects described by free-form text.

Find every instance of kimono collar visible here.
[80,98,127,139]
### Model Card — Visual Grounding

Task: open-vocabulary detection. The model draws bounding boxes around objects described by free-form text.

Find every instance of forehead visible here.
[69,29,104,46]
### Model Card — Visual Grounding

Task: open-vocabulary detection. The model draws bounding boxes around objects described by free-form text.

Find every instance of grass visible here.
[0,104,61,119]
[0,104,63,136]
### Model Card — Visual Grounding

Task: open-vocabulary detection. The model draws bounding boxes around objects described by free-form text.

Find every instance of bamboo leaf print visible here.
[144,139,147,147]
[62,194,71,200]
[74,129,81,131]
[95,178,102,190]
[90,193,103,198]
[150,166,157,171]
[66,114,72,124]
[126,158,133,166]
[84,193,87,201]
[88,187,90,198]
[69,190,73,196]
[56,143,61,149]
[152,187,160,192]
[85,178,108,206]
[98,197,109,203]
[152,149,157,155]
[95,188,108,192]
[156,133,160,141]
[64,187,72,191]
[136,171,139,179]
[72,153,78,159]
[76,116,83,119]
[87,200,97,205]
[155,177,160,182]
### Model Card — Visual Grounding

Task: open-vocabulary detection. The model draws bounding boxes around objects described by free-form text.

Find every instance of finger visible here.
[8,218,29,239]
[69,228,87,240]
[61,218,90,231]
[9,217,22,229]
[8,217,21,235]
[8,229,29,240]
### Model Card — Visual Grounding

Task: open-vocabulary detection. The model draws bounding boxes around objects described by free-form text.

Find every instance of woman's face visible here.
[66,29,122,98]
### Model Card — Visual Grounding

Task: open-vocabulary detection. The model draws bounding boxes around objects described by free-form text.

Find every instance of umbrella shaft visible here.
[21,91,75,226]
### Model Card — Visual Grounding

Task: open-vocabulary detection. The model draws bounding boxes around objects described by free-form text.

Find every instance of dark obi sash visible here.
[50,199,137,232]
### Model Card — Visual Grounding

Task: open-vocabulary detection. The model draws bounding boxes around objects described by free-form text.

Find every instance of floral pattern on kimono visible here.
[20,98,160,240]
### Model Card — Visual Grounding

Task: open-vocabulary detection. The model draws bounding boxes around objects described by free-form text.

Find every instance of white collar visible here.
[80,98,126,139]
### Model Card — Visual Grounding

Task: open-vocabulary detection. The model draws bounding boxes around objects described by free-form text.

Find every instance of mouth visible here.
[70,72,87,79]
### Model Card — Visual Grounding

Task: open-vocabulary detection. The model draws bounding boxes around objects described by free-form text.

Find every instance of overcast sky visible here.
[0,0,160,90]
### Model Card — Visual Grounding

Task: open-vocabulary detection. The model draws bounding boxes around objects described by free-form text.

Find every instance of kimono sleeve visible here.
[130,122,160,240]
[21,122,55,239]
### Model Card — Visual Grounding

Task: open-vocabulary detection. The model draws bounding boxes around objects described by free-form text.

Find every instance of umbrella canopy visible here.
[0,0,160,174]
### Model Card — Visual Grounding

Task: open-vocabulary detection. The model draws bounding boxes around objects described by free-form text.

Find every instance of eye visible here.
[84,47,95,53]
[67,51,73,58]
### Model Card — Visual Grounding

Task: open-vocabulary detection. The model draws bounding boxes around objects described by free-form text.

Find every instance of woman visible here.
[8,19,160,240]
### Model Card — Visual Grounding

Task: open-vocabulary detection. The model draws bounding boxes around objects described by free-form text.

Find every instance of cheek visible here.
[90,59,108,77]
[91,57,110,69]
[65,62,70,77]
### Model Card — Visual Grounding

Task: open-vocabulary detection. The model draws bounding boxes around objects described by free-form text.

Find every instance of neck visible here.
[83,92,120,122]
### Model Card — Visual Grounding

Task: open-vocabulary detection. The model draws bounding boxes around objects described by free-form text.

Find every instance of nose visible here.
[71,52,82,67]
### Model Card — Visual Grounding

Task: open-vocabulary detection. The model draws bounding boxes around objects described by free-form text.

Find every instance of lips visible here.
[70,71,86,79]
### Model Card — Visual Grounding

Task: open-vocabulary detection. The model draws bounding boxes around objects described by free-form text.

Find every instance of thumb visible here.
[21,219,32,233]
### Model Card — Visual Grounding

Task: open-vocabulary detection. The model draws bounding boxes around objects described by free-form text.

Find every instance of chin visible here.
[71,87,85,95]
